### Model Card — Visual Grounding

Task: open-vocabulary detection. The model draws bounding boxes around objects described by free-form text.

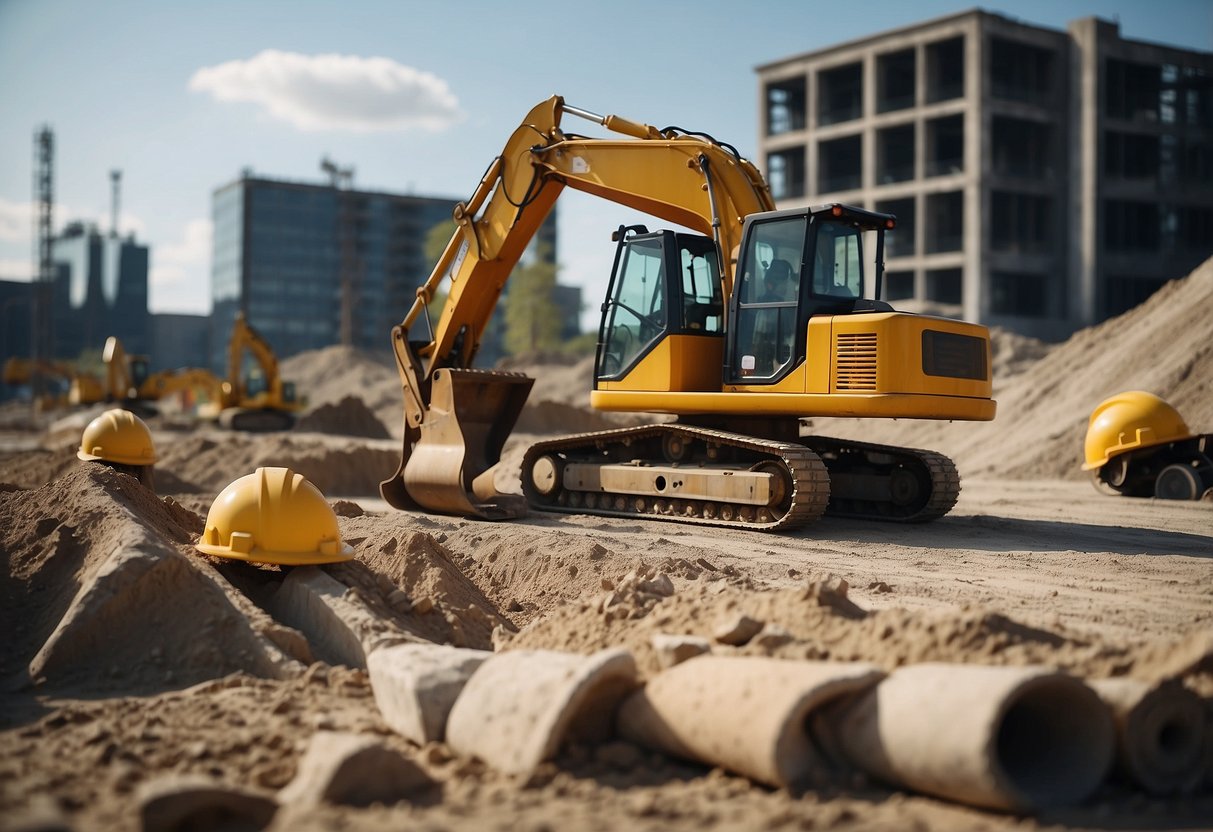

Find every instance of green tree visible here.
[504,242,562,356]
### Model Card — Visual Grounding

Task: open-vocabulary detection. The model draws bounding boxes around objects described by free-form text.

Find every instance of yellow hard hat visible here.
[1082,391,1193,470]
[196,467,355,565]
[77,408,157,466]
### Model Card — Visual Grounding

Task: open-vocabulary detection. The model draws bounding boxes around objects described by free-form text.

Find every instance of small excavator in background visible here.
[211,314,303,432]
[95,336,224,414]
[4,357,104,409]
[380,96,996,531]
[1083,391,1213,500]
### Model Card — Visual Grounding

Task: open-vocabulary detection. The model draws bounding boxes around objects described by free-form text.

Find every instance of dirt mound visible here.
[808,257,1213,480]
[157,432,399,497]
[0,466,304,692]
[280,345,402,436]
[295,395,390,439]
[988,325,1053,385]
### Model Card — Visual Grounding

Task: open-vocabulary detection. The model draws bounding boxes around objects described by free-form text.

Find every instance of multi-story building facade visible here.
[51,222,150,358]
[210,171,561,369]
[757,11,1213,340]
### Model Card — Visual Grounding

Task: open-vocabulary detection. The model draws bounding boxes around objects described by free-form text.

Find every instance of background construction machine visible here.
[1083,391,1213,500]
[380,96,996,532]
[3,357,103,409]
[94,336,223,415]
[212,314,303,432]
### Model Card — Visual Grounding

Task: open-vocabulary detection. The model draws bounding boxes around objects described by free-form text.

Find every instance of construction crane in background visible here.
[110,170,121,236]
[31,126,55,410]
[321,156,361,347]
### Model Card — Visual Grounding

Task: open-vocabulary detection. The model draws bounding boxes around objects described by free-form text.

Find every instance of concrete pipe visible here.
[1090,678,1207,795]
[445,648,637,775]
[617,657,885,788]
[832,663,1115,812]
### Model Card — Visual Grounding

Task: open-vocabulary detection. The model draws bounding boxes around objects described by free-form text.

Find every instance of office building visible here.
[51,222,150,358]
[210,171,560,369]
[149,313,210,372]
[757,11,1213,340]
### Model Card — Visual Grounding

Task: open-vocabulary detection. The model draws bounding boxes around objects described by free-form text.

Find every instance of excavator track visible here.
[800,435,960,523]
[521,424,830,532]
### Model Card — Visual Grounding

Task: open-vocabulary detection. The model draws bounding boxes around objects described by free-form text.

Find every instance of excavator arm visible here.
[382,95,775,517]
[227,313,284,406]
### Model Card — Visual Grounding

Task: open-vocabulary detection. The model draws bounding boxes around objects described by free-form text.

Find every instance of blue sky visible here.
[1,0,1209,327]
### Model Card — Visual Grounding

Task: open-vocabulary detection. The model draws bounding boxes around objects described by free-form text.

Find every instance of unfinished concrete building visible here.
[757,11,1213,340]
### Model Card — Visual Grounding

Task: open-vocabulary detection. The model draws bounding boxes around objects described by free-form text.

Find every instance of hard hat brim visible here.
[78,449,158,466]
[195,541,355,566]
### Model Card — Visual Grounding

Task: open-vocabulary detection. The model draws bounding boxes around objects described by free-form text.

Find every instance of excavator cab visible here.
[728,204,892,383]
[596,226,723,384]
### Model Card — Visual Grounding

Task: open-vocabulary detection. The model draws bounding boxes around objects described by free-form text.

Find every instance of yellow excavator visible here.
[4,357,101,409]
[92,336,224,412]
[213,313,302,432]
[381,96,996,531]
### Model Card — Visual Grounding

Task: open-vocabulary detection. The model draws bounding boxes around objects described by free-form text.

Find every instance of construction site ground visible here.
[2,259,1212,831]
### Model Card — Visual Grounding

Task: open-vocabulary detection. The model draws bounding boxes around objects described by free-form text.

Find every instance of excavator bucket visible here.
[380,368,534,520]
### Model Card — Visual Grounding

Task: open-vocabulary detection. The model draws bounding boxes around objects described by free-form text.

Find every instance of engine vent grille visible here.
[922,330,988,380]
[835,332,878,391]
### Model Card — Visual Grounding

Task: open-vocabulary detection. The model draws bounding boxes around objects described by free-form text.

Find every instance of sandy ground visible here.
[1,261,1211,831]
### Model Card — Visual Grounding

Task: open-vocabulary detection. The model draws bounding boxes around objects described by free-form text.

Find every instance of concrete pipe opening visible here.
[993,678,1113,808]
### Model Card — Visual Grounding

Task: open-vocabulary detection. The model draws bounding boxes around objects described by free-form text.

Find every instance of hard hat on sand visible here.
[196,467,355,565]
[1082,391,1193,471]
[77,408,158,466]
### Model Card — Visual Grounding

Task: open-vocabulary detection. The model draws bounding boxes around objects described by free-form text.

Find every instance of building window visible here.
[926,115,963,177]
[766,77,807,135]
[1104,200,1160,252]
[992,117,1052,179]
[926,36,964,103]
[926,268,963,304]
[884,270,915,301]
[818,62,863,126]
[877,124,915,184]
[767,147,806,200]
[1104,131,1160,181]
[1180,206,1213,249]
[1182,138,1212,183]
[876,197,915,258]
[991,192,1053,254]
[991,271,1047,317]
[926,191,963,253]
[1182,66,1213,127]
[877,49,916,113]
[1103,275,1167,318]
[990,37,1055,105]
[1105,58,1162,123]
[818,134,862,193]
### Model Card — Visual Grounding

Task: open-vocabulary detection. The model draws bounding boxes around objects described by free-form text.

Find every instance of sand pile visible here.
[295,395,391,439]
[157,432,399,497]
[281,345,403,436]
[0,466,306,693]
[809,257,1213,480]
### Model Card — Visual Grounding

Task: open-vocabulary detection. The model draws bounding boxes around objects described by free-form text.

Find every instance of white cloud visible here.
[150,218,212,313]
[0,198,32,243]
[0,258,34,281]
[189,49,462,133]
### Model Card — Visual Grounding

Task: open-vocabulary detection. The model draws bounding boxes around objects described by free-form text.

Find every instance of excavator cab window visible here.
[812,222,862,300]
[598,232,669,379]
[679,235,723,333]
[731,216,806,380]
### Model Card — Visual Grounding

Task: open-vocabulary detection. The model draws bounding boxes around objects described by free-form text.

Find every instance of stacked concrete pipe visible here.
[831,663,1115,812]
[1090,677,1207,795]
[618,656,886,788]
